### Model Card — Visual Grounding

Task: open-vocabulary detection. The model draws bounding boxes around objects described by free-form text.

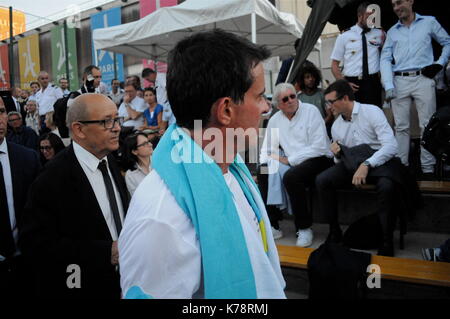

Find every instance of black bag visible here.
[307,243,371,299]
[422,106,450,164]
[343,213,383,250]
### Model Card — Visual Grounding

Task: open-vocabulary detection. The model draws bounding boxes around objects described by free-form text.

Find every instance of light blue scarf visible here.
[152,124,268,299]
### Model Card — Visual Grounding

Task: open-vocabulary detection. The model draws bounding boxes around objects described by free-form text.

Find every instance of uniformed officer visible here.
[331,2,385,107]
[35,71,63,130]
[381,0,450,178]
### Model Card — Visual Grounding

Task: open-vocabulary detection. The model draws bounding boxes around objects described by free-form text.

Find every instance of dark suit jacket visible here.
[20,144,129,299]
[6,126,39,151]
[6,142,41,235]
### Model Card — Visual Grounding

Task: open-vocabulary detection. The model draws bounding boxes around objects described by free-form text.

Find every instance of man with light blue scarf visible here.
[380,0,450,177]
[118,29,286,299]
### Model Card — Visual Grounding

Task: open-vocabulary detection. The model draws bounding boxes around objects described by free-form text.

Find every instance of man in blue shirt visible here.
[380,0,450,177]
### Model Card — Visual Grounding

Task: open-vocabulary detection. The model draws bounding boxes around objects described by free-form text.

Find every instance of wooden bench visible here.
[277,245,450,288]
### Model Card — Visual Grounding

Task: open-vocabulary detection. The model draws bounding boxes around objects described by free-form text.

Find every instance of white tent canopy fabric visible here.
[92,0,319,61]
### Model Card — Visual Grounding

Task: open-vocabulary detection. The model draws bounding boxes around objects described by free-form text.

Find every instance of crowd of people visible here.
[0,0,449,299]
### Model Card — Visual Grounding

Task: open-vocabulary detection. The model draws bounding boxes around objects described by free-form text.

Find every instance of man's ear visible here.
[211,97,234,127]
[71,122,86,140]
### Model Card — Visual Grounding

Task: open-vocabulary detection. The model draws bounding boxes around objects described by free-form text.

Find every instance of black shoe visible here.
[377,243,394,257]
[325,227,343,244]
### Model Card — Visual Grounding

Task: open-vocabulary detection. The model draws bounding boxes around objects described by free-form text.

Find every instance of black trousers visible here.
[345,74,382,108]
[283,156,334,231]
[0,256,32,299]
[315,162,395,244]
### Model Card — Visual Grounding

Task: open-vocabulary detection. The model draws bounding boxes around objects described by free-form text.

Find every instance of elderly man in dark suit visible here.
[20,94,129,299]
[0,97,41,299]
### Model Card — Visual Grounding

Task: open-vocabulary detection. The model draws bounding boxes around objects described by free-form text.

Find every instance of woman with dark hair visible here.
[39,132,66,165]
[295,63,334,135]
[139,88,163,132]
[123,132,153,196]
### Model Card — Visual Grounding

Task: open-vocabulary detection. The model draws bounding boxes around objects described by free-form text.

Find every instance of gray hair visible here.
[26,99,38,107]
[272,83,297,108]
[7,111,22,119]
[66,94,91,137]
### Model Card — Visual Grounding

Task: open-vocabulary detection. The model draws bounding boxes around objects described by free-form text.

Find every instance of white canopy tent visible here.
[92,0,321,62]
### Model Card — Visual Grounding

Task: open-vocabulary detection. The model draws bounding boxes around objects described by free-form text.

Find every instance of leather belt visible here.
[345,74,379,81]
[394,70,422,77]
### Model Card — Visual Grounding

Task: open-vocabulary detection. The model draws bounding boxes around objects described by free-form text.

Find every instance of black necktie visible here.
[98,160,122,235]
[0,154,16,257]
[362,29,370,80]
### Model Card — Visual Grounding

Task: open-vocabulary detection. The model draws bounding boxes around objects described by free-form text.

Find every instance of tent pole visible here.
[285,57,295,83]
[94,46,99,66]
[317,49,323,87]
[251,12,256,44]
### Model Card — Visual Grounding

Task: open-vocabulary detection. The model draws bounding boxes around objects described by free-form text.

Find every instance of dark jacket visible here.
[6,126,39,151]
[6,142,41,235]
[19,144,129,299]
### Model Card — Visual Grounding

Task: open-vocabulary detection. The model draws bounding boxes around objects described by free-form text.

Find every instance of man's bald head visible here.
[67,94,111,136]
[38,71,50,88]
[67,93,121,159]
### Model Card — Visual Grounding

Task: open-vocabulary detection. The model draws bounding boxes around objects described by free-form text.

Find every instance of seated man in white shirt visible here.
[118,83,147,131]
[119,29,286,299]
[316,80,399,257]
[260,83,333,247]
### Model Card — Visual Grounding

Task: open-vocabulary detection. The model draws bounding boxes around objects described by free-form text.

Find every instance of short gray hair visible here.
[272,83,297,108]
[7,111,22,119]
[66,94,91,137]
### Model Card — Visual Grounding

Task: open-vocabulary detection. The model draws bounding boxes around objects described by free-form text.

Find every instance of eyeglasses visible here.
[136,141,152,149]
[78,117,124,129]
[40,146,53,151]
[8,118,21,123]
[0,108,6,114]
[281,94,297,104]
[325,96,343,106]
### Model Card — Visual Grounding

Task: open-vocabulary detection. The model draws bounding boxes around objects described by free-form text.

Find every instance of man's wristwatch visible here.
[363,160,371,168]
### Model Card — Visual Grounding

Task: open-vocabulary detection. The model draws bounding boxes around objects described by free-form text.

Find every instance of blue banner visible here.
[90,7,124,91]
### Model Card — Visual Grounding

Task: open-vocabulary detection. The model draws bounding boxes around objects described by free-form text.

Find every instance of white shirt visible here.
[0,140,17,257]
[109,89,124,106]
[331,102,398,168]
[36,84,63,116]
[331,25,385,77]
[12,97,21,113]
[260,101,332,167]
[119,170,286,299]
[125,163,151,197]
[118,96,147,129]
[58,88,71,97]
[73,142,125,241]
[162,102,176,125]
[155,73,168,105]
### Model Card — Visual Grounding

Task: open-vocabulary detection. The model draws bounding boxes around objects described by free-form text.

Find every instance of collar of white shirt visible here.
[73,141,108,173]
